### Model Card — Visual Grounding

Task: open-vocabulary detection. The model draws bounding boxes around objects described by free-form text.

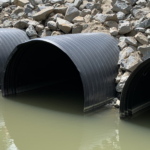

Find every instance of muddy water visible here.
[0,85,150,150]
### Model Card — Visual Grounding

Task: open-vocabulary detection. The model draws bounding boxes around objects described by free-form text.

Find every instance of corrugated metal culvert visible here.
[1,32,119,112]
[0,28,29,88]
[120,58,150,117]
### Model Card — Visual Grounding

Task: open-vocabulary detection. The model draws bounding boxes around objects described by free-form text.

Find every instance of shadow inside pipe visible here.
[4,79,84,115]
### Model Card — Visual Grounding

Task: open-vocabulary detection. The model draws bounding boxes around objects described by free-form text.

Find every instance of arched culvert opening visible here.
[120,58,150,117]
[2,41,83,94]
[2,33,119,112]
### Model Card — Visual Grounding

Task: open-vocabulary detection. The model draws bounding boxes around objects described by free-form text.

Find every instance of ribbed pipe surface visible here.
[0,28,29,87]
[2,33,119,111]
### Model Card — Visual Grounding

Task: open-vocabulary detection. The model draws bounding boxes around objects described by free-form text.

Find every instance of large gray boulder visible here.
[33,7,53,21]
[65,6,80,22]
[112,0,132,14]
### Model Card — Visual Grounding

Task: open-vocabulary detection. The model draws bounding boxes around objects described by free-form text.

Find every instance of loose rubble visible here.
[1,0,150,108]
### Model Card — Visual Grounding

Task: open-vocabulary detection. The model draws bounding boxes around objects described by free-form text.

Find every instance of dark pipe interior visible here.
[4,41,83,95]
[120,59,150,116]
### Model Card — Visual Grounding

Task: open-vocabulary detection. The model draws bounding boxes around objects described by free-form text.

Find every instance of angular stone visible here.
[47,21,57,30]
[125,37,137,46]
[112,0,132,14]
[145,29,150,35]
[127,0,137,5]
[73,0,82,8]
[26,25,37,37]
[104,21,118,28]
[65,6,80,22]
[10,6,24,19]
[13,19,28,29]
[24,4,33,14]
[114,99,120,108]
[33,7,53,21]
[135,32,148,45]
[119,36,126,42]
[80,9,91,17]
[110,27,118,36]
[118,21,132,34]
[116,71,131,92]
[51,0,64,4]
[3,20,12,27]
[0,0,10,7]
[54,7,67,15]
[131,8,146,19]
[118,46,134,65]
[72,16,84,23]
[84,14,91,23]
[94,13,118,23]
[115,68,123,83]
[137,45,150,61]
[91,8,98,16]
[29,0,43,6]
[17,0,29,7]
[85,2,100,10]
[53,13,64,21]
[65,0,74,3]
[118,41,127,50]
[38,29,52,37]
[79,1,88,11]
[146,13,150,19]
[72,23,82,33]
[134,27,145,33]
[37,4,48,12]
[51,31,64,36]
[57,17,73,33]
[136,18,150,28]
[120,52,143,72]
[136,0,146,6]
[116,11,125,20]
[36,24,44,32]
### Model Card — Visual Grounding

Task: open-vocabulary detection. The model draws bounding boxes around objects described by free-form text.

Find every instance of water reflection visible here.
[0,85,150,150]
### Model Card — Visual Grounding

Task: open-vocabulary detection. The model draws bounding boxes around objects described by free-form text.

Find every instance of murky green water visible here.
[0,85,150,150]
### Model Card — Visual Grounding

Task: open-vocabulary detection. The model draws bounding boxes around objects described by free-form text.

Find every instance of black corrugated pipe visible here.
[1,33,119,112]
[0,28,29,88]
[120,58,150,117]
